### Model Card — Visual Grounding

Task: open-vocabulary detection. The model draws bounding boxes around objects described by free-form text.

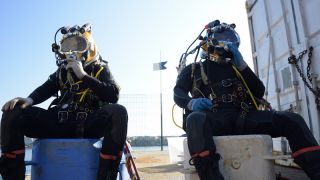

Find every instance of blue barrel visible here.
[31,139,100,180]
[31,139,129,180]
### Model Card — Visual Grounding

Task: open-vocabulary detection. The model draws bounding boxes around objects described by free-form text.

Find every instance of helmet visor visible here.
[60,35,88,53]
[211,30,239,45]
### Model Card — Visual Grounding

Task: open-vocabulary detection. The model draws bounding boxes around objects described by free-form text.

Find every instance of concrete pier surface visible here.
[134,150,310,180]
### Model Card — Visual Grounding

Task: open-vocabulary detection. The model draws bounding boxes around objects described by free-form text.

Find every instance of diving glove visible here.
[66,59,87,79]
[227,43,247,71]
[187,98,213,111]
[1,97,33,111]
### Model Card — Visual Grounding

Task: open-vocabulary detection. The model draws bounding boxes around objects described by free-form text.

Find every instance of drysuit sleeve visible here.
[82,64,120,103]
[173,65,193,109]
[28,72,60,105]
[240,66,265,99]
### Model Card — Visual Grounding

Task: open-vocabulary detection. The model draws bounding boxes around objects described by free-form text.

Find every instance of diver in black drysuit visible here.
[0,25,127,180]
[173,21,320,180]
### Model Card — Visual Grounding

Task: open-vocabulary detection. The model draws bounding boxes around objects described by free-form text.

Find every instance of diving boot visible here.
[190,153,224,180]
[97,153,121,180]
[0,155,25,180]
[293,147,320,180]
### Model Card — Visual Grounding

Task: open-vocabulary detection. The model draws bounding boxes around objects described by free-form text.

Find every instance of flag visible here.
[153,61,167,71]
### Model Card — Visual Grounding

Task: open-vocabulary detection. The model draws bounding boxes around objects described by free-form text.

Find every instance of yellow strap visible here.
[78,66,104,102]
[95,66,104,78]
[231,65,259,110]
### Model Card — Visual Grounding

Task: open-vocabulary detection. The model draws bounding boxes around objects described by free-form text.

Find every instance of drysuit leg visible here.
[0,106,79,180]
[243,111,320,180]
[0,107,27,180]
[85,104,128,180]
[274,112,320,180]
[186,111,224,180]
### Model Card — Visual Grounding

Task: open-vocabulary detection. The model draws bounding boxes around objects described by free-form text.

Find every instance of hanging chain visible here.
[306,46,314,84]
[288,46,320,109]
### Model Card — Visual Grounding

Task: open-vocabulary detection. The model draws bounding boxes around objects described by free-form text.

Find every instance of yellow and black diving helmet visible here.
[53,23,98,66]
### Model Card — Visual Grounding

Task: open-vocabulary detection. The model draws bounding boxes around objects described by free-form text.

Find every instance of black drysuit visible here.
[174,59,320,180]
[1,60,128,179]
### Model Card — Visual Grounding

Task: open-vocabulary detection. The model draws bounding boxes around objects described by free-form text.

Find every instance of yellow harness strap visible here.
[76,66,104,102]
[231,65,259,110]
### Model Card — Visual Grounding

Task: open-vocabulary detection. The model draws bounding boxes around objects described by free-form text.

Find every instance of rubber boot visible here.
[97,157,121,180]
[190,153,224,180]
[294,149,320,180]
[0,155,25,180]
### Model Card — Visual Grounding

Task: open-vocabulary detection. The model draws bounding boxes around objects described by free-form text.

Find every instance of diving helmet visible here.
[53,23,98,66]
[201,21,240,60]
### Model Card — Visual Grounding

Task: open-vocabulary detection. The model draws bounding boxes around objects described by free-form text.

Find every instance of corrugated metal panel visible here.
[246,0,320,142]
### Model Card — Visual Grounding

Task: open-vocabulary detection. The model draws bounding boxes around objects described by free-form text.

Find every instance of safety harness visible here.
[190,61,252,118]
[53,60,106,137]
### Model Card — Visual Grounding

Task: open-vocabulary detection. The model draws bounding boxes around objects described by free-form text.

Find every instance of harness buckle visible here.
[68,103,78,112]
[58,111,68,122]
[76,112,88,121]
[222,94,234,103]
[240,102,250,112]
[70,84,80,93]
[222,79,233,87]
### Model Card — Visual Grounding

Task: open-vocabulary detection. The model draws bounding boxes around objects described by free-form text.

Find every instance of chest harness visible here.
[55,61,105,136]
[190,61,252,119]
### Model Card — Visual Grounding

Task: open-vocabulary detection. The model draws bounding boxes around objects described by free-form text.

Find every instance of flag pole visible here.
[159,51,163,151]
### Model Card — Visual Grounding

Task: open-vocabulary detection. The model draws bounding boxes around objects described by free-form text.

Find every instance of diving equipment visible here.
[52,23,98,67]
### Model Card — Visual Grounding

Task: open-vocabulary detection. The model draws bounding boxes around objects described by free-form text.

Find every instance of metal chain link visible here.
[288,46,320,109]
[307,46,314,84]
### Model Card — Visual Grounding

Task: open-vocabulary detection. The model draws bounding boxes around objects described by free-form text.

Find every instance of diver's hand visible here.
[227,43,247,71]
[187,98,212,111]
[65,59,87,79]
[1,97,33,111]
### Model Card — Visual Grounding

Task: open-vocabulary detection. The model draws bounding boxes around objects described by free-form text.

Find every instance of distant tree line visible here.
[127,136,171,147]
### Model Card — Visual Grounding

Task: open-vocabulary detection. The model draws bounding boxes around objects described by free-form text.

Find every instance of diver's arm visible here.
[82,64,119,103]
[240,66,265,99]
[174,65,193,109]
[28,72,60,105]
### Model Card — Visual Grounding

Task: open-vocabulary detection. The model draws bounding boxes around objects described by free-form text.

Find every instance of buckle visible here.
[58,111,68,122]
[70,84,80,93]
[76,112,87,121]
[222,94,234,103]
[68,103,78,112]
[240,102,250,112]
[221,79,233,87]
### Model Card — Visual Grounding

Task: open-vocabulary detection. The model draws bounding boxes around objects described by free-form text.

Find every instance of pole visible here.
[160,51,163,151]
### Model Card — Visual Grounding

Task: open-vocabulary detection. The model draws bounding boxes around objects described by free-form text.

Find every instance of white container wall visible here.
[246,0,320,142]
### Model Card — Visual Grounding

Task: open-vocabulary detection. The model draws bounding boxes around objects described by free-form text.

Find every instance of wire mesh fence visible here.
[118,93,185,138]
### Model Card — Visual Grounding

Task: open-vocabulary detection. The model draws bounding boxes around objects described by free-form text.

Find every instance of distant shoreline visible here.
[18,135,184,147]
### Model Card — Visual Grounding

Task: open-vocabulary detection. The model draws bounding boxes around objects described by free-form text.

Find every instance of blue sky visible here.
[0,0,252,135]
